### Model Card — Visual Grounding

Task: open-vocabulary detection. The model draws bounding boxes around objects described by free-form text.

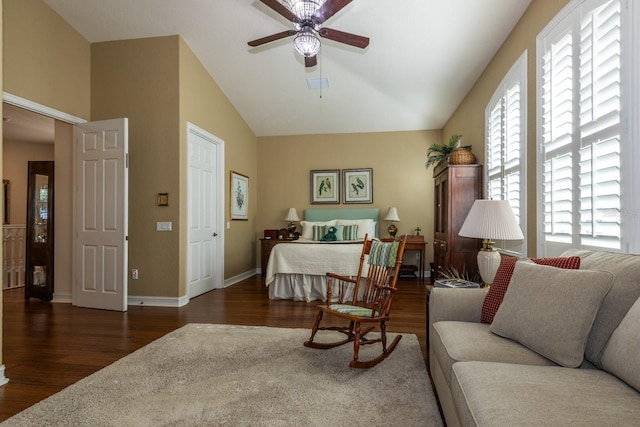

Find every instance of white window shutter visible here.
[538,0,626,256]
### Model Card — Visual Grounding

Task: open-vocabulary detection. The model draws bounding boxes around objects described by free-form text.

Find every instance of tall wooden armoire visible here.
[432,163,482,283]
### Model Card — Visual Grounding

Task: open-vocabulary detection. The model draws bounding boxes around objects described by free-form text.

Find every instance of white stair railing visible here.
[3,225,26,289]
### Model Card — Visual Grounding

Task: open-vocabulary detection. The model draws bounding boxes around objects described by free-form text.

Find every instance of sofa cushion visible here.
[490,262,614,367]
[601,296,640,392]
[451,361,640,427]
[562,249,640,367]
[432,321,555,388]
[481,256,581,323]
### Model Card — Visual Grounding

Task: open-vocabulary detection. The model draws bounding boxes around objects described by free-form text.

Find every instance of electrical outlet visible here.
[131,268,139,280]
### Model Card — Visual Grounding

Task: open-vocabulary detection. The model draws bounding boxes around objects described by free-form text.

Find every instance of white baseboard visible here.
[224,269,259,288]
[52,293,72,303]
[127,295,190,308]
[0,365,9,386]
[42,269,261,308]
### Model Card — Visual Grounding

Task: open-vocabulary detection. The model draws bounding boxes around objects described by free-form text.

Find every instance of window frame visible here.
[484,51,528,257]
[536,0,639,256]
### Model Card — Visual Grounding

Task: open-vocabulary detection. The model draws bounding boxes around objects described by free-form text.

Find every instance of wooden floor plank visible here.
[0,275,428,420]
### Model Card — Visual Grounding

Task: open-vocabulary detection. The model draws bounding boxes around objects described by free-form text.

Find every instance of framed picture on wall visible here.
[310,170,340,204]
[230,171,249,220]
[343,168,373,204]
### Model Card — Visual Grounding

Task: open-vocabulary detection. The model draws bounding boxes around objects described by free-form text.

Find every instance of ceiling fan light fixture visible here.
[293,30,321,57]
[283,0,326,20]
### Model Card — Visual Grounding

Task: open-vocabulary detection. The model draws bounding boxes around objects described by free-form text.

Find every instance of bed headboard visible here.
[304,208,379,237]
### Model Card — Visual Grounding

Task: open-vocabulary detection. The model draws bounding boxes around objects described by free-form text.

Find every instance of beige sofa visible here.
[428,250,640,427]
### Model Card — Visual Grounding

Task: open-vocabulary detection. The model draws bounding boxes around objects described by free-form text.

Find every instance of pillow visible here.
[340,224,359,241]
[601,296,640,392]
[490,261,614,367]
[300,220,336,240]
[317,225,359,241]
[336,219,375,239]
[481,255,582,323]
[312,224,330,241]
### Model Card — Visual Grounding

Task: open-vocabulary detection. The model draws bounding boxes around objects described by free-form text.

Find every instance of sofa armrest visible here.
[429,287,487,326]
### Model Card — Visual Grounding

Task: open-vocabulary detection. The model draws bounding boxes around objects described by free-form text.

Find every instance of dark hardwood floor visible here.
[0,275,429,421]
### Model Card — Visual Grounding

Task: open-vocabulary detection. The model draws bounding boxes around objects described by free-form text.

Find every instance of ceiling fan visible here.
[248,0,369,67]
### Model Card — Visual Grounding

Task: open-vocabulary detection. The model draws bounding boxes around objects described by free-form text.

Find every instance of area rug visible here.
[1,324,443,426]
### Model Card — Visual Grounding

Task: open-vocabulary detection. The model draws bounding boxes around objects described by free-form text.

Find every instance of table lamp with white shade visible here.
[284,208,300,238]
[384,207,400,238]
[458,199,524,284]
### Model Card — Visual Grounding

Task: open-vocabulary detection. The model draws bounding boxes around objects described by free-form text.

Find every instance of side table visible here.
[260,238,296,277]
[403,235,426,281]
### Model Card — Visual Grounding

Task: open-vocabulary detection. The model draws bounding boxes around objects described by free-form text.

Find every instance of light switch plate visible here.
[157,221,172,231]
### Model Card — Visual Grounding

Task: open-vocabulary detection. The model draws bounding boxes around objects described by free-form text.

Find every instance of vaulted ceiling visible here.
[37,0,531,137]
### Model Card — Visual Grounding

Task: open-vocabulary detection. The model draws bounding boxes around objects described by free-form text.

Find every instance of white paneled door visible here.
[187,123,224,299]
[74,119,129,311]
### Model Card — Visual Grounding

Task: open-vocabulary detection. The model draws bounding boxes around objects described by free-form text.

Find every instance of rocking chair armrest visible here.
[326,272,358,284]
[326,273,359,303]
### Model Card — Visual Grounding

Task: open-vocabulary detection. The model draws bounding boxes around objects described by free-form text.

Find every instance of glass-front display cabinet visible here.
[25,161,54,301]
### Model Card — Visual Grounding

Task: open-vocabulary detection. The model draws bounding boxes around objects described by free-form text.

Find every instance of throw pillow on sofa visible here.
[490,261,614,367]
[481,255,581,323]
[601,296,640,392]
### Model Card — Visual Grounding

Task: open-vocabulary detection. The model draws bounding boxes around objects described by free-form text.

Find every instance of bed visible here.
[265,208,379,302]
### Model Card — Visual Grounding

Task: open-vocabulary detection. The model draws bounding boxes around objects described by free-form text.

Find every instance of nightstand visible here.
[403,235,426,281]
[260,237,296,277]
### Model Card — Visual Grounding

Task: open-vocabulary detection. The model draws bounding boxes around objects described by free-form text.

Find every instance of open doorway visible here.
[2,103,55,292]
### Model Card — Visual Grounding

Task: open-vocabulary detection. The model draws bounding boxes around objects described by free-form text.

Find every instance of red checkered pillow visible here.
[481,255,582,324]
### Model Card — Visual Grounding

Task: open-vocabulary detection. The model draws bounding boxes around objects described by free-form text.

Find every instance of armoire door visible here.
[25,161,55,301]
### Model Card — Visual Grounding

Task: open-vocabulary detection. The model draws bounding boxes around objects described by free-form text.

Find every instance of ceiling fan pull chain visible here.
[319,53,323,99]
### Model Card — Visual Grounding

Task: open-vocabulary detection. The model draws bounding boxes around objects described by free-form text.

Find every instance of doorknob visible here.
[213,232,218,237]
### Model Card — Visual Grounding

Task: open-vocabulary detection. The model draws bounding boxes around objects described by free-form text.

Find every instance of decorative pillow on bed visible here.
[312,225,330,241]
[339,225,359,241]
[300,220,336,240]
[490,261,614,368]
[315,224,359,241]
[481,255,582,324]
[336,219,375,239]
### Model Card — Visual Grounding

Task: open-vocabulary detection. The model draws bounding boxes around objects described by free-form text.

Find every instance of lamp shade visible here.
[459,199,524,285]
[284,208,300,222]
[383,207,400,222]
[458,200,524,240]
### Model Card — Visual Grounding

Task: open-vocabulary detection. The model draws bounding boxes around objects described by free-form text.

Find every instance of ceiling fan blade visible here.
[260,0,300,23]
[312,0,352,24]
[248,30,297,47]
[318,28,369,49]
[305,55,318,68]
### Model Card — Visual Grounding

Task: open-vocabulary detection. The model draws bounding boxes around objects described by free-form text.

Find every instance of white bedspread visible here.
[265,241,367,301]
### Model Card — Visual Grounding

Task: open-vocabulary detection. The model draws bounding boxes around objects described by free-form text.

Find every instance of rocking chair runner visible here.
[304,234,407,368]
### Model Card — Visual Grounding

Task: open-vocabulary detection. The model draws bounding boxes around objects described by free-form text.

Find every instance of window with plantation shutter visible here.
[485,52,527,256]
[536,0,637,255]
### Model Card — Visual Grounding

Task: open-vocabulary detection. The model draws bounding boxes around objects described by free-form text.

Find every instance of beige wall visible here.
[257,130,440,264]
[53,120,74,300]
[178,38,259,281]
[2,140,54,224]
[91,35,259,298]
[3,0,90,119]
[91,36,182,298]
[442,0,570,256]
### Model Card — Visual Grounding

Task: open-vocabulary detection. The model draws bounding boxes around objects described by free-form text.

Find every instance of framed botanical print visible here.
[230,171,249,220]
[343,168,373,204]
[310,169,340,204]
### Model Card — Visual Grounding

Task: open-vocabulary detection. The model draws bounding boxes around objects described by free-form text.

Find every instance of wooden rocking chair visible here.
[304,234,407,368]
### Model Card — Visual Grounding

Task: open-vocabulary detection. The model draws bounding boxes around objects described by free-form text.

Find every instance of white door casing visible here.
[187,123,224,298]
[73,119,128,311]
